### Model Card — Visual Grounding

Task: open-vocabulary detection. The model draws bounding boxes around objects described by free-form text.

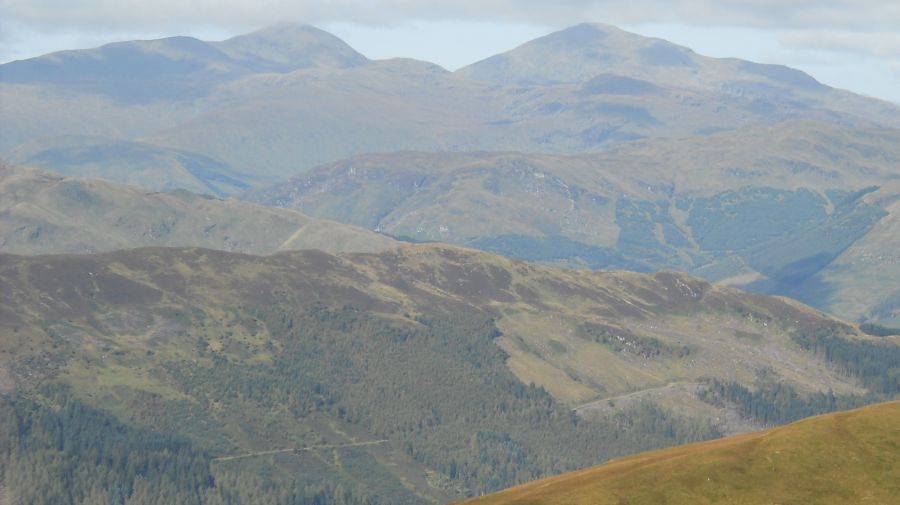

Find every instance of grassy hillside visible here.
[461,401,900,505]
[1,245,897,503]
[247,122,900,322]
[0,166,396,255]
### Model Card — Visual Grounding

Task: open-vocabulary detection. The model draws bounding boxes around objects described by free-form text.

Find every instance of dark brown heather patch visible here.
[0,305,22,327]
[538,276,602,301]
[91,269,163,306]
[651,272,711,307]
[22,257,162,320]
[289,250,371,285]
[625,284,669,308]
[513,284,546,309]
[551,276,654,319]
[436,262,516,302]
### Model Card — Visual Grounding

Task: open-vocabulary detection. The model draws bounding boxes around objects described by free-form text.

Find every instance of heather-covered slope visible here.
[2,245,897,502]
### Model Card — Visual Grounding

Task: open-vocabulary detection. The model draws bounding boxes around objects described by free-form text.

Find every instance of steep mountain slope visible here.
[4,24,899,189]
[798,185,900,326]
[2,245,898,502]
[462,401,900,505]
[0,166,396,255]
[246,121,900,322]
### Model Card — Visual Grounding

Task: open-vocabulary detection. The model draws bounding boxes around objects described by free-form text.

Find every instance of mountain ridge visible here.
[4,21,899,184]
[0,23,368,88]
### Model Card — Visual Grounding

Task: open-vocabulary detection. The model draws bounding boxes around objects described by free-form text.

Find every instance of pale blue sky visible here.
[1,1,897,104]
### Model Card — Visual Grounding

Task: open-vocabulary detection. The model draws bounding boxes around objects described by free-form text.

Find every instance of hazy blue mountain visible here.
[3,23,899,189]
[456,22,899,128]
[215,23,369,72]
[0,24,367,104]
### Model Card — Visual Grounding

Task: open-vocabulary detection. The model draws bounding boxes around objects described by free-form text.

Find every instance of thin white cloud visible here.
[782,31,900,59]
[1,0,898,31]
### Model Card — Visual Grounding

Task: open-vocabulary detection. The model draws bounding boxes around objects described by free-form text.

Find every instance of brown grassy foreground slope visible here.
[462,401,900,505]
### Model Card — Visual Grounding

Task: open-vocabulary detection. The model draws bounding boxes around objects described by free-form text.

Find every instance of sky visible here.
[1,1,898,104]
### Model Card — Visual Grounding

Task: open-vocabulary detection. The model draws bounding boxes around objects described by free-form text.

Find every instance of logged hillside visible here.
[247,122,900,323]
[3,23,899,189]
[462,401,900,505]
[0,166,396,255]
[1,245,898,503]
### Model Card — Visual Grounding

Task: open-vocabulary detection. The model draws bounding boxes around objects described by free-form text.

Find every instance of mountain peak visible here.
[538,22,617,47]
[456,22,700,85]
[216,23,368,72]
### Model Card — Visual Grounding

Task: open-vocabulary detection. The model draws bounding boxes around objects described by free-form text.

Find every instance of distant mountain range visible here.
[3,23,899,190]
[3,23,899,324]
[463,400,900,505]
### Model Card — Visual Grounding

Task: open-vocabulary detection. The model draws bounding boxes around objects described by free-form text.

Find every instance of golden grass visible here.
[462,401,900,505]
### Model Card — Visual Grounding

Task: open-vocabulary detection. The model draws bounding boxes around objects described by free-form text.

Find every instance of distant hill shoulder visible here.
[0,165,396,255]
